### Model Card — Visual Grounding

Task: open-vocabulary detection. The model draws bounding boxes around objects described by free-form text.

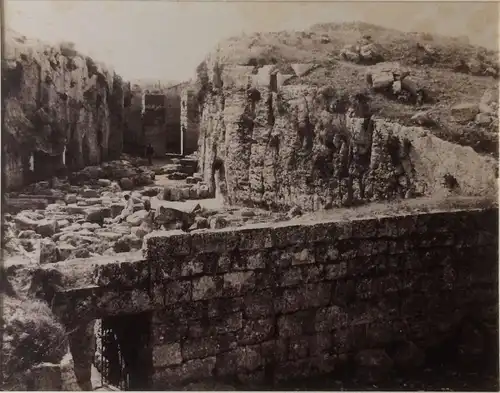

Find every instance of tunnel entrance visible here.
[94,312,153,390]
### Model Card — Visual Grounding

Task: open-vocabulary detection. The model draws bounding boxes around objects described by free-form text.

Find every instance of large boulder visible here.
[39,238,58,264]
[451,103,480,123]
[14,214,39,231]
[35,219,59,237]
[154,205,196,231]
[126,209,149,226]
[479,89,498,114]
[85,207,111,224]
[119,177,134,190]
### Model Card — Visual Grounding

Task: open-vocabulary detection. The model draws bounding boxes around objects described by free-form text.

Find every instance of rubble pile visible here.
[2,157,283,266]
[366,62,426,105]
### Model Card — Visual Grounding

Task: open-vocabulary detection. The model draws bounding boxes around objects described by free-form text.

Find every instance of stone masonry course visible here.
[39,207,498,389]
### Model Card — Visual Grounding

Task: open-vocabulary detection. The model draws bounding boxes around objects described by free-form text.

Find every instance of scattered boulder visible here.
[35,219,59,237]
[57,219,70,229]
[14,214,39,231]
[180,188,191,200]
[97,179,112,187]
[185,176,198,184]
[190,216,209,231]
[197,184,210,199]
[94,231,122,241]
[209,215,229,229]
[475,112,493,126]
[288,206,302,218]
[65,204,86,215]
[154,205,196,231]
[71,246,90,259]
[39,238,58,264]
[133,172,154,187]
[451,103,480,123]
[411,110,436,127]
[85,207,111,224]
[126,210,149,226]
[119,177,134,190]
[109,182,122,193]
[110,203,124,218]
[168,172,189,180]
[57,243,76,261]
[170,188,184,202]
[141,187,160,197]
[114,235,142,253]
[240,208,256,217]
[479,89,498,114]
[64,194,77,204]
[80,189,100,198]
[18,230,39,239]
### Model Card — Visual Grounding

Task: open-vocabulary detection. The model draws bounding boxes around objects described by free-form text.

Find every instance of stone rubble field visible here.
[2,155,289,266]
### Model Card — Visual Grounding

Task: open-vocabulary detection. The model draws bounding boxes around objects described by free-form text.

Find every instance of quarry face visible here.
[1,19,499,392]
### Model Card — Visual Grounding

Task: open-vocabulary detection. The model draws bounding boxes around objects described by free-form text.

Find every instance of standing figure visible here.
[145,144,155,166]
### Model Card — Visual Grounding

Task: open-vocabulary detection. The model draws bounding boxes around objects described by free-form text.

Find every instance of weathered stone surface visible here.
[36,219,59,237]
[153,343,182,367]
[451,103,480,123]
[6,208,497,390]
[4,29,129,191]
[152,357,216,388]
[196,59,497,211]
[27,363,63,390]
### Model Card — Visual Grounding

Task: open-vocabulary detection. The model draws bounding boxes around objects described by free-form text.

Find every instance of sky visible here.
[5,0,499,83]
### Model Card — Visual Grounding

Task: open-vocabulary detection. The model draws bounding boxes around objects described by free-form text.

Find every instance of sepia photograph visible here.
[1,0,498,391]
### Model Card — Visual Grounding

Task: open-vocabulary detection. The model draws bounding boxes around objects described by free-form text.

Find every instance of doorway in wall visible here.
[94,312,153,390]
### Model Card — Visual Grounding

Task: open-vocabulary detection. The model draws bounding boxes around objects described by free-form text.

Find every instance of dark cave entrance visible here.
[31,151,64,182]
[94,312,153,391]
[212,157,227,201]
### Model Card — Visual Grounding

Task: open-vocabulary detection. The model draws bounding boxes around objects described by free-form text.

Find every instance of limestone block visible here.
[152,357,216,388]
[451,103,480,123]
[153,343,182,367]
[291,63,317,77]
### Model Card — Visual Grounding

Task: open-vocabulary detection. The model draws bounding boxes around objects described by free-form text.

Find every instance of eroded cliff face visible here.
[3,30,131,190]
[197,60,498,211]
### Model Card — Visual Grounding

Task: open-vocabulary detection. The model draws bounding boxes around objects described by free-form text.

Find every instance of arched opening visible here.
[212,157,227,204]
[94,312,153,390]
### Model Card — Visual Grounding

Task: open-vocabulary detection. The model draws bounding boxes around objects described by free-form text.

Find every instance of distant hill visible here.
[205,21,498,72]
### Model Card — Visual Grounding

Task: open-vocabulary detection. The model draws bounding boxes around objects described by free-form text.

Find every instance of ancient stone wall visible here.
[3,30,130,190]
[196,62,498,211]
[141,207,497,388]
[181,88,200,155]
[16,207,497,389]
[143,93,168,157]
[123,84,146,155]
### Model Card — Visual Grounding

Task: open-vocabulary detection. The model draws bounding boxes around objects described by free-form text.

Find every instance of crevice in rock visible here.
[2,60,23,97]
[267,93,275,126]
